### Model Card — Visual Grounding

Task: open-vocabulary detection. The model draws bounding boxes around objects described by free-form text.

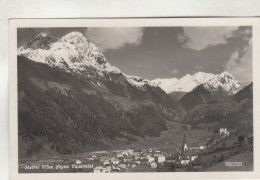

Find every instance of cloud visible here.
[85,27,144,51]
[178,27,239,50]
[170,69,179,75]
[225,38,252,82]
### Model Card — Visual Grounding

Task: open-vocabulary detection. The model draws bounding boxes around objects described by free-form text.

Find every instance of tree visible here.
[238,135,244,142]
[220,154,224,161]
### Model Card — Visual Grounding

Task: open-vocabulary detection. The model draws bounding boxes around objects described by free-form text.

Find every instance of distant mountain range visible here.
[17,31,253,158]
[152,71,240,97]
[152,71,240,94]
[152,71,242,111]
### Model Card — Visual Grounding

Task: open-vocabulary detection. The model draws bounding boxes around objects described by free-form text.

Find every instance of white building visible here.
[103,161,110,166]
[122,151,129,156]
[219,128,230,136]
[132,163,137,168]
[116,152,123,158]
[123,158,132,163]
[181,159,190,165]
[148,157,155,163]
[93,165,111,173]
[127,149,135,156]
[150,162,157,168]
[102,167,111,173]
[111,159,120,165]
[189,147,200,150]
[199,145,206,150]
[118,163,126,169]
[190,155,198,161]
[189,145,206,150]
[135,160,141,164]
[93,166,102,173]
[157,155,166,163]
[88,157,95,161]
[75,160,82,165]
[134,155,141,160]
[134,152,140,156]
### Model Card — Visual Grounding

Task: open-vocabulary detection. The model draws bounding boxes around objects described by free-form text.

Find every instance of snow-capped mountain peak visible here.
[18,31,158,91]
[61,31,88,44]
[19,32,57,51]
[179,74,192,81]
[151,78,179,93]
[193,72,215,79]
[152,71,240,95]
[126,75,152,88]
[39,32,48,37]
[18,31,121,75]
[63,31,85,38]
[220,71,234,78]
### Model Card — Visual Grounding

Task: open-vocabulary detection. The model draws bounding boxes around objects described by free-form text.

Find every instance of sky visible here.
[17,26,252,82]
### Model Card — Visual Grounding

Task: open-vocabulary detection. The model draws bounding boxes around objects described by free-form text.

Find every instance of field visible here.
[100,120,213,151]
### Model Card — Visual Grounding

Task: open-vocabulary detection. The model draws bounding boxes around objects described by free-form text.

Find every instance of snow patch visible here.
[152,71,240,95]
[151,78,178,93]
[18,31,121,76]
[126,75,153,89]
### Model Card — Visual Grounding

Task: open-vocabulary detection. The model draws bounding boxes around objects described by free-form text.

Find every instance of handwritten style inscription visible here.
[24,164,93,170]
[225,161,243,167]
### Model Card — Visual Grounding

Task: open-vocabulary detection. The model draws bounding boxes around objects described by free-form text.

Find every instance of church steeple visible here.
[181,132,188,155]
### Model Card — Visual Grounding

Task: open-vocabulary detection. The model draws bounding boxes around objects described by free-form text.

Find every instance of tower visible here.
[181,132,188,156]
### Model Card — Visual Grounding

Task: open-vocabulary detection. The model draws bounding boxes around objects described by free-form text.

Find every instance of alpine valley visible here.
[17,31,253,169]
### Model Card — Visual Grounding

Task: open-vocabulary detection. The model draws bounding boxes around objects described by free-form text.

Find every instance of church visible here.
[178,133,202,165]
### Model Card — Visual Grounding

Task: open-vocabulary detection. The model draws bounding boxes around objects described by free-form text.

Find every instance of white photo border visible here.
[9,18,260,180]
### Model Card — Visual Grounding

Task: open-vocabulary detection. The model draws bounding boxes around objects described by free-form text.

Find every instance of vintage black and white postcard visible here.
[9,18,260,180]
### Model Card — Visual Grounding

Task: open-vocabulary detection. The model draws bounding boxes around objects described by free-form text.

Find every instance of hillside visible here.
[183,83,253,136]
[18,52,185,158]
[206,151,253,171]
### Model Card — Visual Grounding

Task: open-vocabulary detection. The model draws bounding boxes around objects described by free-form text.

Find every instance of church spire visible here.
[181,132,188,155]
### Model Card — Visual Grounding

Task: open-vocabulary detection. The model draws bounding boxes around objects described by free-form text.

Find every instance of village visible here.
[19,128,233,173]
[73,128,232,173]
[71,132,209,173]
